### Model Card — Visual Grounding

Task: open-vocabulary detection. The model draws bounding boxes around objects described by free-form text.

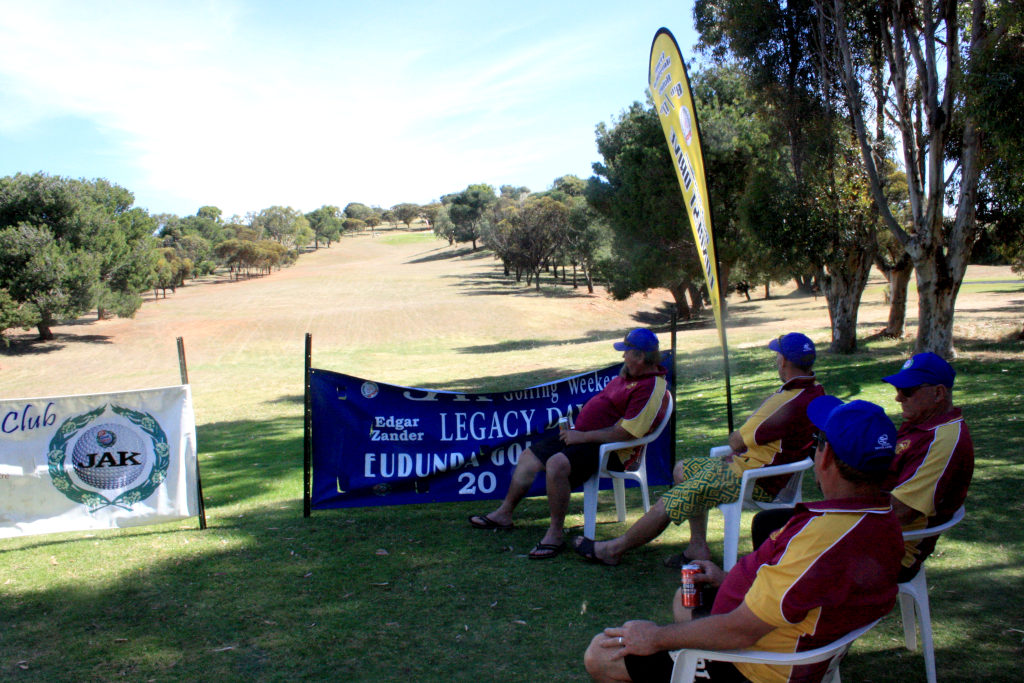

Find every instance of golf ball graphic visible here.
[71,423,148,490]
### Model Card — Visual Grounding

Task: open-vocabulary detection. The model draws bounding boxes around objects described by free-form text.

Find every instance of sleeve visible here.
[618,376,667,438]
[890,422,964,518]
[738,389,801,451]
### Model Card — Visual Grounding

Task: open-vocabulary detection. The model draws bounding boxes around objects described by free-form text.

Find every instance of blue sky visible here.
[0,1,700,219]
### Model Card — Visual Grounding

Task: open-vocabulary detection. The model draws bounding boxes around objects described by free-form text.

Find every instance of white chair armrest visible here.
[740,457,814,484]
[709,445,732,458]
[670,618,880,682]
[901,505,965,541]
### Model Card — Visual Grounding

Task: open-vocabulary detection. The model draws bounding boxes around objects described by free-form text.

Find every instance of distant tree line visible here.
[425,1,1021,358]
[0,174,421,342]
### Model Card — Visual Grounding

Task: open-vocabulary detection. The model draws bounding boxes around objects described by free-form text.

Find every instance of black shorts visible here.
[529,431,619,489]
[624,652,748,683]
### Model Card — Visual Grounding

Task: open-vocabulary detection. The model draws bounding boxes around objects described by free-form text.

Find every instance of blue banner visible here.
[310,354,675,509]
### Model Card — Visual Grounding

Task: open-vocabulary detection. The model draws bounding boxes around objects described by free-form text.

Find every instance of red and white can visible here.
[680,563,700,608]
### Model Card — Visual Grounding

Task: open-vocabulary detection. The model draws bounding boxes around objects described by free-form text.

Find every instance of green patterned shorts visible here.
[662,456,774,523]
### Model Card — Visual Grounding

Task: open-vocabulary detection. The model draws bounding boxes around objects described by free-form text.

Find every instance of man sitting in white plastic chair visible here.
[584,398,904,683]
[574,332,822,567]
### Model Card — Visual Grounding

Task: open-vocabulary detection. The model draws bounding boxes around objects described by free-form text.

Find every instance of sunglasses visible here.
[898,384,934,398]
[813,431,828,450]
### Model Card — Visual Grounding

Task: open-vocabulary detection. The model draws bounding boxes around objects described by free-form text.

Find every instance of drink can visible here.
[680,563,700,608]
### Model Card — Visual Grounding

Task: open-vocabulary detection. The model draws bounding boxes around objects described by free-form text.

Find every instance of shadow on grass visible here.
[454,328,645,356]
[0,333,113,356]
[405,246,481,264]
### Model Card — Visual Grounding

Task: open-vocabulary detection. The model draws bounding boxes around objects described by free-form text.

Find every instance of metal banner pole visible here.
[670,311,678,462]
[303,333,312,518]
[177,337,207,530]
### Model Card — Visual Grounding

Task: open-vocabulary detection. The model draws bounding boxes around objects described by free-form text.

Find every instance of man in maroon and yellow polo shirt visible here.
[584,397,903,683]
[882,352,974,581]
[573,333,822,567]
[468,328,669,560]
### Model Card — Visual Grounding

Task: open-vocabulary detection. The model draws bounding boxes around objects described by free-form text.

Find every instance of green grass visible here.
[377,231,436,246]
[2,339,1021,681]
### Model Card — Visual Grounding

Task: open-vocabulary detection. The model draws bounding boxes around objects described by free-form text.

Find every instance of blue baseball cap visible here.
[807,396,897,473]
[613,328,660,352]
[882,352,955,389]
[768,333,816,366]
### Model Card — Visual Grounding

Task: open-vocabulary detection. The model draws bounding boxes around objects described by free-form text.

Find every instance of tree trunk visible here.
[686,282,703,317]
[821,243,875,354]
[912,257,961,358]
[764,282,770,299]
[668,281,692,320]
[36,315,54,341]
[582,263,594,294]
[881,259,913,338]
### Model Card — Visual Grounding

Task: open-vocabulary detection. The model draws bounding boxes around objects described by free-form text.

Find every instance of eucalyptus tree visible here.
[826,0,1017,355]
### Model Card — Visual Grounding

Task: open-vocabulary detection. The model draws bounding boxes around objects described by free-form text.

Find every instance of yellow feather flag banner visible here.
[648,27,734,430]
[648,28,723,339]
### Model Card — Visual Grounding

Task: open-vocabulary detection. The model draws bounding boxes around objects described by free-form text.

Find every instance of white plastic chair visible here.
[670,617,882,683]
[712,445,813,571]
[898,505,966,683]
[582,394,673,539]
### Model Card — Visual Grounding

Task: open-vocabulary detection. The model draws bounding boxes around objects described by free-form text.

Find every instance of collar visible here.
[798,495,892,515]
[901,406,964,432]
[623,365,668,380]
[780,373,817,391]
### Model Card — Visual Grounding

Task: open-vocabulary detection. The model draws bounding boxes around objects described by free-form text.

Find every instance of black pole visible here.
[670,311,678,461]
[303,333,312,518]
[177,337,207,530]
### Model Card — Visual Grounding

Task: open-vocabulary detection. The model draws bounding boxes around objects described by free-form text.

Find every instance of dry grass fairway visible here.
[1,230,1022,423]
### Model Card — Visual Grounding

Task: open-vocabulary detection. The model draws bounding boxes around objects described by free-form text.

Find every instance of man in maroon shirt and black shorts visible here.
[468,328,670,560]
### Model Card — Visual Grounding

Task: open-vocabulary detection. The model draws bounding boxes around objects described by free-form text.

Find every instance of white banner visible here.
[0,385,198,538]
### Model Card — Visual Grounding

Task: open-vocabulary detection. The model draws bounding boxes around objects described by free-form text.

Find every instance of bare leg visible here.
[541,452,572,546]
[684,511,712,561]
[582,499,673,564]
[672,587,697,622]
[672,459,687,484]
[474,448,543,527]
[584,633,632,682]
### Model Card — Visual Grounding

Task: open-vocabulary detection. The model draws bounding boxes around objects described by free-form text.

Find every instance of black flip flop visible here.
[528,541,566,560]
[468,513,514,531]
[573,536,619,566]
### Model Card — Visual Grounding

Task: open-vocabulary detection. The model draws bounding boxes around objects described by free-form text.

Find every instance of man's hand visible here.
[600,620,662,659]
[727,429,746,454]
[560,429,586,445]
[691,559,727,587]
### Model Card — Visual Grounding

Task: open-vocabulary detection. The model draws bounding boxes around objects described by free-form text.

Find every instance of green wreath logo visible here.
[47,404,170,511]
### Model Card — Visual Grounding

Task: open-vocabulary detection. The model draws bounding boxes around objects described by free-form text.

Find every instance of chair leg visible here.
[613,478,627,523]
[899,589,918,651]
[720,503,741,571]
[899,568,936,683]
[583,474,599,539]
[637,463,651,512]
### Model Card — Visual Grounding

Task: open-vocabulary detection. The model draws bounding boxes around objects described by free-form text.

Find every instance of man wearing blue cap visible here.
[753,352,974,582]
[574,333,822,567]
[882,352,974,580]
[584,396,903,683]
[469,328,669,560]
